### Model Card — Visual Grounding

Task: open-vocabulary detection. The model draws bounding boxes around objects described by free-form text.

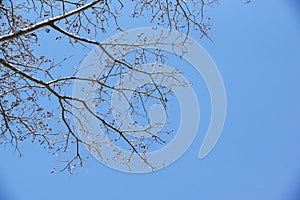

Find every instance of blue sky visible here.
[1,0,300,200]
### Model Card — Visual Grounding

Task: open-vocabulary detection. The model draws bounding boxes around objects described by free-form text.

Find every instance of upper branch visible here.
[0,0,103,42]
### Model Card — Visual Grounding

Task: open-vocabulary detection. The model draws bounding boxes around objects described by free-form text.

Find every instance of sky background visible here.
[1,0,300,200]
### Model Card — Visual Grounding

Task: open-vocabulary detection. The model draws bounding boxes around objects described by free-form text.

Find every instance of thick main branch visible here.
[0,0,103,42]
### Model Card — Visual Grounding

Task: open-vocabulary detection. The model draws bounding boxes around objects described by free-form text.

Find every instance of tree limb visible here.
[0,0,103,42]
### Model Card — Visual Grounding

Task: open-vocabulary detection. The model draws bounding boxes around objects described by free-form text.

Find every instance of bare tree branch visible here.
[0,0,103,42]
[0,0,223,173]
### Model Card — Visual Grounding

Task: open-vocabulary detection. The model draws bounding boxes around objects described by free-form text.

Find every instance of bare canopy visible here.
[0,0,247,173]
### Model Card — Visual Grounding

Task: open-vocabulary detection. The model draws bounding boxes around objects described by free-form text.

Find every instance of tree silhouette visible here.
[0,0,247,173]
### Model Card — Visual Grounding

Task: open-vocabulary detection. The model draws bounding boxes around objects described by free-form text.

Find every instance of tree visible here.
[0,0,247,173]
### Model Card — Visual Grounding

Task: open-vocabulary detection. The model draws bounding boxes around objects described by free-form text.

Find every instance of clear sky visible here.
[1,0,300,200]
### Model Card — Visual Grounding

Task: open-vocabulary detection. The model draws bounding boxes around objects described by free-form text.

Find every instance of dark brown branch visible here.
[0,0,103,42]
[0,58,61,98]
[0,57,155,170]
